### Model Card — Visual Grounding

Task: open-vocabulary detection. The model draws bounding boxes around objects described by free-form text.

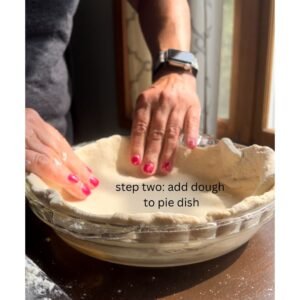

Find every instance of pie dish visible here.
[26,135,275,267]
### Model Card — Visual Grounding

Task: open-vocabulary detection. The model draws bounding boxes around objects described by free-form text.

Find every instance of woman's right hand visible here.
[26,108,99,200]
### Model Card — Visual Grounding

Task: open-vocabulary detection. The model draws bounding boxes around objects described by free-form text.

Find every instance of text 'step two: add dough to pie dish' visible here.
[26,135,275,226]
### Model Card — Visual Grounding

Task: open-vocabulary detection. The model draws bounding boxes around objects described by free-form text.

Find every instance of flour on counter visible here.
[25,256,70,300]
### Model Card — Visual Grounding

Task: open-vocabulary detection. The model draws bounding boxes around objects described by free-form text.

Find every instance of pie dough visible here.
[26,135,275,225]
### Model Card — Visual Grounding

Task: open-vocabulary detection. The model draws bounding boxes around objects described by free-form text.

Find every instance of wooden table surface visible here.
[26,204,274,300]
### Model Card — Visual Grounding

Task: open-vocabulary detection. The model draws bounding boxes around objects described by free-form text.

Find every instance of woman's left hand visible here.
[130,68,201,175]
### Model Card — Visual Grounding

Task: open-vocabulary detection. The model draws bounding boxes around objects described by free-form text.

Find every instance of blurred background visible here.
[67,0,274,148]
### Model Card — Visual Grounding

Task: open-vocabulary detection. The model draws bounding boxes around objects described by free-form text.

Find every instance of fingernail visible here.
[162,161,172,172]
[143,162,154,174]
[68,174,79,183]
[89,176,100,187]
[131,155,141,166]
[86,166,93,173]
[187,138,197,149]
[81,183,91,196]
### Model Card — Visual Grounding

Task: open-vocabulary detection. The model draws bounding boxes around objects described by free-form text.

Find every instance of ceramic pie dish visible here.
[26,135,274,267]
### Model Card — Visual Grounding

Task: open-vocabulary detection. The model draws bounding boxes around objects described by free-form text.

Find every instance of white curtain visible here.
[189,0,224,136]
[126,0,224,136]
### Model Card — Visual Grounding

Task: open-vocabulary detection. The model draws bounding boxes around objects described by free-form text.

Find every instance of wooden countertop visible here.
[26,204,274,300]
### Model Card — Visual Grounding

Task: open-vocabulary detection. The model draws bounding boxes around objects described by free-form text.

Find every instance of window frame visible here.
[217,0,274,148]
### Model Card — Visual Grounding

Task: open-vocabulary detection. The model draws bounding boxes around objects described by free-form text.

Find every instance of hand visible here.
[130,68,201,175]
[26,108,100,200]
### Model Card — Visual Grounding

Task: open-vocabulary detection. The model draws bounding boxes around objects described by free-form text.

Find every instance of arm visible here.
[128,0,201,175]
[129,0,191,57]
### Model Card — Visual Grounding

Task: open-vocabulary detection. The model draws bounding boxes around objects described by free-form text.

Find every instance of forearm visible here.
[130,0,191,60]
[128,0,200,176]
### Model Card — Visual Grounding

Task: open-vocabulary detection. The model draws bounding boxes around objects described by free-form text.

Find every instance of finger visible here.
[26,132,62,166]
[64,150,100,190]
[130,93,152,166]
[26,149,91,200]
[34,122,99,190]
[159,109,185,174]
[34,121,66,154]
[142,97,171,175]
[184,104,201,149]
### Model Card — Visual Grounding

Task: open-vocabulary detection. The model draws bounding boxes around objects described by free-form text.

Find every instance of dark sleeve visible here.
[26,0,79,135]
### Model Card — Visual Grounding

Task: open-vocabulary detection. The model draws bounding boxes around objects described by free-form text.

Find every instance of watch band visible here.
[153,49,198,77]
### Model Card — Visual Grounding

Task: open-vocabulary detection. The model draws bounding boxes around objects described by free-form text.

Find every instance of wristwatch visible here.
[153,49,199,77]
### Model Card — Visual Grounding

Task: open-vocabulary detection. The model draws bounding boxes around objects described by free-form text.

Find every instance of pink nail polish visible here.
[188,139,197,149]
[89,176,100,187]
[81,183,91,196]
[68,174,79,183]
[162,161,172,172]
[131,155,141,166]
[143,162,154,174]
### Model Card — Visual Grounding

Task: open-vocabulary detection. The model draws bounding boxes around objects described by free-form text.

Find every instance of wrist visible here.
[153,63,194,77]
[153,65,197,89]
